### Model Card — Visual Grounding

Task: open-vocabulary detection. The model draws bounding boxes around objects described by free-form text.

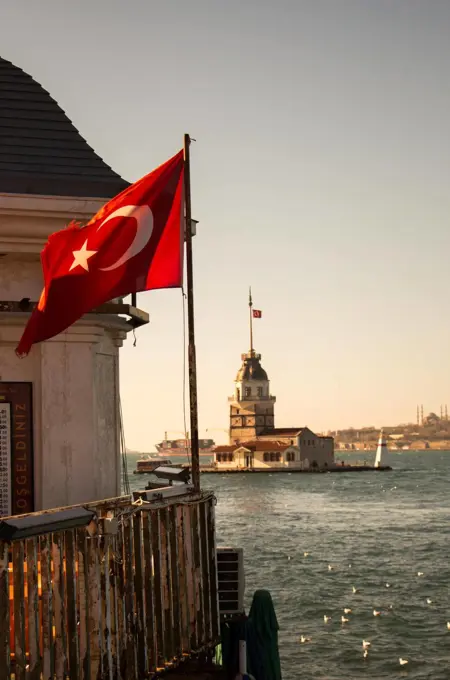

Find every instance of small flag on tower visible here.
[252,309,262,318]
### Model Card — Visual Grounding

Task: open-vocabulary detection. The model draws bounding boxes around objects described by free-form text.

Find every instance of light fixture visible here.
[145,481,167,491]
[0,507,95,541]
[153,466,191,484]
[132,484,194,504]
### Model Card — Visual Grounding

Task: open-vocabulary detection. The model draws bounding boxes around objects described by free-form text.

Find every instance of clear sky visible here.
[2,0,450,449]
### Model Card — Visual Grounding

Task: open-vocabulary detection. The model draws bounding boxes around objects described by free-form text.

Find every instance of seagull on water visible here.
[373,609,381,617]
[328,564,334,571]
[304,552,310,557]
[324,615,331,623]
[417,571,424,577]
[362,640,371,649]
[385,583,391,588]
[426,598,432,605]
[399,658,408,666]
[300,635,311,643]
[341,616,349,624]
[363,649,369,659]
[447,622,450,631]
[352,586,358,594]
[344,608,352,614]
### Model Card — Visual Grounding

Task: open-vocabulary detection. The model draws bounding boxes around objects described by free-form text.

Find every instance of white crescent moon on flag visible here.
[97,204,154,271]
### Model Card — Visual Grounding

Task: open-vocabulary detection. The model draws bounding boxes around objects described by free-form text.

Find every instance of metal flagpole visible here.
[249,286,254,354]
[183,133,200,490]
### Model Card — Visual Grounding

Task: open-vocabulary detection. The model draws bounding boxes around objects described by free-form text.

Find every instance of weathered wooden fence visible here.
[0,488,219,680]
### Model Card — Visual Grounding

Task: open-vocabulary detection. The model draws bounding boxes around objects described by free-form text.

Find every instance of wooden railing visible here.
[0,488,220,680]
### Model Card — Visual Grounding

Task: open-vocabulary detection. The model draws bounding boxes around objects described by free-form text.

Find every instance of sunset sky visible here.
[2,0,450,449]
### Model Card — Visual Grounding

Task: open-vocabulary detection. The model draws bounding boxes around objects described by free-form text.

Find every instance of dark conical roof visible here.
[236,352,268,382]
[0,57,129,197]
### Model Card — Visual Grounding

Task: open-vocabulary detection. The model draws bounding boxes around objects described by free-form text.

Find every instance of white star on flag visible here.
[69,240,97,272]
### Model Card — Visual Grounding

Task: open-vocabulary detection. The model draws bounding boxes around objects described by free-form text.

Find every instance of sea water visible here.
[128,451,450,680]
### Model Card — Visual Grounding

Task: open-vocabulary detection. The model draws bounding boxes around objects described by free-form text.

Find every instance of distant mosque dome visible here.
[236,352,268,382]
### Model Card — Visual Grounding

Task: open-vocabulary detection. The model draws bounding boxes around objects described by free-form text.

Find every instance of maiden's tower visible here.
[228,348,276,443]
[215,291,335,469]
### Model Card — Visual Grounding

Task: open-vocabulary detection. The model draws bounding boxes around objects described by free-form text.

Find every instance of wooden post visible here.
[26,538,41,680]
[184,133,200,490]
[13,542,26,680]
[0,541,10,676]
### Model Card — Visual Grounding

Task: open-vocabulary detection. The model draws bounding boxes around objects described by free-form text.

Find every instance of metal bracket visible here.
[91,302,149,329]
[97,517,119,536]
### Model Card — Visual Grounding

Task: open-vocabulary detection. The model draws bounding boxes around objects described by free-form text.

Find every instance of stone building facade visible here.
[228,350,276,443]
[0,56,141,512]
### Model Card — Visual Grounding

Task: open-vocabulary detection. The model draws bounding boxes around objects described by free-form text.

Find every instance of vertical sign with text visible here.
[0,402,11,516]
[0,382,34,514]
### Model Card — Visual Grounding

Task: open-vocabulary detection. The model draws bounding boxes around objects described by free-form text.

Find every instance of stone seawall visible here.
[200,465,392,474]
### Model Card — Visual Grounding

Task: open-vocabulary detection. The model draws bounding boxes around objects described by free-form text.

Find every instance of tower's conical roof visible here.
[0,57,129,198]
[236,351,268,381]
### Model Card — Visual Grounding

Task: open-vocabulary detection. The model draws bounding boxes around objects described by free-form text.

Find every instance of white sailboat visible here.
[374,429,387,468]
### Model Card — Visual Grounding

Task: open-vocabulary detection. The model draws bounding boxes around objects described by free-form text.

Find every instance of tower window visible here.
[257,387,263,397]
[245,387,251,397]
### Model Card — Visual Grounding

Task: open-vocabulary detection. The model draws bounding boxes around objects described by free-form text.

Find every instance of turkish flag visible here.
[252,309,262,318]
[16,149,184,356]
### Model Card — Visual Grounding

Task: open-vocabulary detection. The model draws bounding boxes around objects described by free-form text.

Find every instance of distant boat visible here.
[134,455,172,474]
[155,437,216,457]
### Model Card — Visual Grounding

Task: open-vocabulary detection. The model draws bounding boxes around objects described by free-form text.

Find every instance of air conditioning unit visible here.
[216,547,245,617]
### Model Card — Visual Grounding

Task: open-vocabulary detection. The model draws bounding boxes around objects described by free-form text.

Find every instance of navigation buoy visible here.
[374,429,387,468]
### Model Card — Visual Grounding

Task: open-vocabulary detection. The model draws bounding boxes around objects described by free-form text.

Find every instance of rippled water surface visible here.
[130,451,450,680]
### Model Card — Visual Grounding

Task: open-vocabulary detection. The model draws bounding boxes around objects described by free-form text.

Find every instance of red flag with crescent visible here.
[16,149,184,356]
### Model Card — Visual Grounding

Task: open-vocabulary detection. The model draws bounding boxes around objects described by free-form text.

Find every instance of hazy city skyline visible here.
[2,1,450,448]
